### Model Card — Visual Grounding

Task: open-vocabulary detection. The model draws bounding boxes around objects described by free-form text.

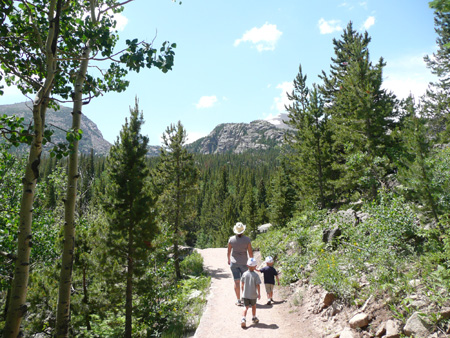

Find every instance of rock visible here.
[375,322,386,337]
[187,120,285,154]
[257,223,272,233]
[356,211,370,222]
[385,320,400,338]
[349,313,369,329]
[321,292,336,308]
[340,327,355,338]
[409,279,421,287]
[188,290,202,300]
[322,227,342,244]
[441,307,450,319]
[403,312,431,337]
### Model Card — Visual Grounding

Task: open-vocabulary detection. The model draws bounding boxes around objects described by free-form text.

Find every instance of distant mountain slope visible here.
[0,102,111,155]
[186,119,286,154]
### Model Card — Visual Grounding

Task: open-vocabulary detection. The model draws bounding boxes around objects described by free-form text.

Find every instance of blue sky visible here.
[1,0,439,146]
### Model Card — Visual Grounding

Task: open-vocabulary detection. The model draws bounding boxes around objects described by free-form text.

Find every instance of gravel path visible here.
[194,248,321,338]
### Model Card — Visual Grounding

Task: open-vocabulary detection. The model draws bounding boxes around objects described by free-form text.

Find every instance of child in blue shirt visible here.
[259,256,280,305]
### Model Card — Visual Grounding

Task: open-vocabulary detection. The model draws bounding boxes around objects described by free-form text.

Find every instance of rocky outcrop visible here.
[187,120,285,154]
[1,102,112,155]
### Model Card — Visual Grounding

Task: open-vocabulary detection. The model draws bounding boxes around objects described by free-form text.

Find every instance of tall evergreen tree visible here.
[285,65,335,209]
[242,183,258,239]
[154,121,199,280]
[102,99,157,338]
[397,98,441,224]
[319,22,397,201]
[423,10,450,142]
[268,159,296,226]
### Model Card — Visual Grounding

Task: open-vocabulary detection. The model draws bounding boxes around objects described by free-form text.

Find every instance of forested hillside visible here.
[1,1,450,337]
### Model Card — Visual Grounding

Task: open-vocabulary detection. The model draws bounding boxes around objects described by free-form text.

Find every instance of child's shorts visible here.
[265,283,274,293]
[243,298,257,307]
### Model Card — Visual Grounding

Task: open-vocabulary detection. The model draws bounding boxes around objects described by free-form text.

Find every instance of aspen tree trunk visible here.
[55,40,92,337]
[3,1,61,336]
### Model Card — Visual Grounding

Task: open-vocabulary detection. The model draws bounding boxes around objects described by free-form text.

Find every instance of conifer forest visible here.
[1,1,450,337]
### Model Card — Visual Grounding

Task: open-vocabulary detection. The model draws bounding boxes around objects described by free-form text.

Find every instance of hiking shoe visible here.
[252,317,259,324]
[241,318,246,328]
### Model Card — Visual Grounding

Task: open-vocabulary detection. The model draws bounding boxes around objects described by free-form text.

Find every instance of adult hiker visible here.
[227,222,254,306]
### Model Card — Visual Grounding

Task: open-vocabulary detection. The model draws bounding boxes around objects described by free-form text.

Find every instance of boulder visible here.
[441,307,450,319]
[403,312,431,337]
[339,327,355,338]
[385,320,400,338]
[321,292,336,308]
[349,313,369,329]
[375,322,386,337]
[257,223,272,233]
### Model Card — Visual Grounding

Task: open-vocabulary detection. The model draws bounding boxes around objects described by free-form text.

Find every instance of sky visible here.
[1,0,440,146]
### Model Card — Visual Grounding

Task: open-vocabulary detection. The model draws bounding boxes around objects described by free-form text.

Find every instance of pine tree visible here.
[319,22,397,201]
[102,99,157,338]
[397,98,441,224]
[154,121,199,280]
[423,11,450,142]
[242,183,258,239]
[285,65,335,209]
[268,159,296,226]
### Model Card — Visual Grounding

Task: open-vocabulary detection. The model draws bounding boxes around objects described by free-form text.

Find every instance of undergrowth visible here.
[254,191,450,329]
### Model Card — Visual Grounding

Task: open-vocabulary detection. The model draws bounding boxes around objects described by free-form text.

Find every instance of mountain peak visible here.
[186,119,286,154]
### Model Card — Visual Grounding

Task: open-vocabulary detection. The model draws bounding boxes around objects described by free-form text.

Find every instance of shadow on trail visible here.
[243,323,279,330]
[204,267,230,280]
[256,299,286,309]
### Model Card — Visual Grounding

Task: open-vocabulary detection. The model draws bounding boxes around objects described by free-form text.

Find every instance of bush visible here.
[180,251,204,277]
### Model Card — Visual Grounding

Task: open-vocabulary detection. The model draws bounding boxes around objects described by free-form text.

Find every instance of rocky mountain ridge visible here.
[1,102,290,156]
[186,119,287,154]
[0,102,112,155]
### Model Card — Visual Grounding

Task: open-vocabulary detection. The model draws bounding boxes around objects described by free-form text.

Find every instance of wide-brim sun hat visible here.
[247,257,257,267]
[265,256,274,264]
[233,222,246,234]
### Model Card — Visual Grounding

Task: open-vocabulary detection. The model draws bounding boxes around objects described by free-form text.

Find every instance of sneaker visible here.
[235,299,242,306]
[241,318,246,328]
[252,317,259,324]
[266,300,272,305]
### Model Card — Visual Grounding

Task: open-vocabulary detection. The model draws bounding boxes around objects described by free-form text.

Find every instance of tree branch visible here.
[21,0,45,53]
[98,0,135,17]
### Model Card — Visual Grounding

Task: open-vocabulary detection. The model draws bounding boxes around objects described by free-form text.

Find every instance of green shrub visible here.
[180,251,204,277]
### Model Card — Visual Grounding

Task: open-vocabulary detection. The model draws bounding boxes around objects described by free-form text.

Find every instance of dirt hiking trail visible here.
[194,248,322,338]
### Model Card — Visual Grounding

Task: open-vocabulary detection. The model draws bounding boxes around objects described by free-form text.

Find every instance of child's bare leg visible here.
[251,305,256,317]
[269,291,273,299]
[242,306,248,318]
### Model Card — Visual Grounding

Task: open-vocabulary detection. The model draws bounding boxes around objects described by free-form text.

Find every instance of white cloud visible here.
[113,13,128,31]
[359,2,368,10]
[186,131,208,144]
[234,23,282,52]
[382,53,437,100]
[195,95,218,109]
[318,18,342,34]
[272,81,294,113]
[362,16,375,30]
